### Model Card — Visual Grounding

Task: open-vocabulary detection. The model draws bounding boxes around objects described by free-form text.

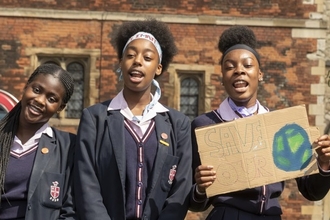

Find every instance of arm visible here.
[158,115,192,220]
[74,108,111,220]
[59,133,77,220]
[189,118,216,212]
[297,134,330,201]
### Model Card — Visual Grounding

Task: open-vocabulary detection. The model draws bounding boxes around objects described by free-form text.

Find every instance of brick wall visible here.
[0,1,325,219]
[0,0,316,18]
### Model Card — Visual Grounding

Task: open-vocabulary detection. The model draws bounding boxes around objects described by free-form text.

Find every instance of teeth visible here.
[234,80,247,88]
[30,105,41,113]
[130,71,142,76]
[234,80,245,85]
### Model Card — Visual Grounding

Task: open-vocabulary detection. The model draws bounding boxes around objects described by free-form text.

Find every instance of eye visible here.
[144,56,152,61]
[224,64,235,70]
[48,97,57,103]
[32,87,40,93]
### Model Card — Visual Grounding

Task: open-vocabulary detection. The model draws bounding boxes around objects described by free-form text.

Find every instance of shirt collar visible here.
[108,90,168,123]
[14,123,53,146]
[217,97,269,121]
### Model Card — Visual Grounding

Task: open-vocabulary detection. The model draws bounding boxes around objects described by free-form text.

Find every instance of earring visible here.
[258,78,263,82]
[221,82,224,86]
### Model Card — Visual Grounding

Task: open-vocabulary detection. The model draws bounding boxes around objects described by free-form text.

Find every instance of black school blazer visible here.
[25,128,76,220]
[74,100,192,220]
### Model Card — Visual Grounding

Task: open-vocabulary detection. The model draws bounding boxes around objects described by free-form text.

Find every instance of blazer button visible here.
[27,204,32,210]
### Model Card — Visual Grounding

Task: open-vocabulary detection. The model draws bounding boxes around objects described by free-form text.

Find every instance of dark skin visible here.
[17,74,66,144]
[195,49,330,194]
[120,39,162,116]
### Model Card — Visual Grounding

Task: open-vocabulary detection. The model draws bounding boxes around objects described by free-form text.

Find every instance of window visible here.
[164,64,216,118]
[66,62,85,118]
[25,47,100,126]
[180,77,199,120]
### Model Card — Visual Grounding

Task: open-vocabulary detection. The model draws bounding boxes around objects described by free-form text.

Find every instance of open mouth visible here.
[233,80,248,88]
[28,104,43,116]
[129,70,144,83]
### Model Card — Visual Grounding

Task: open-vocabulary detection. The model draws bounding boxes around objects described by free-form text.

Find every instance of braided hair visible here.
[0,63,74,198]
[113,18,178,74]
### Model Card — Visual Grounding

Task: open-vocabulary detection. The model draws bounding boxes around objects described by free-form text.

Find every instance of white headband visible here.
[122,31,162,63]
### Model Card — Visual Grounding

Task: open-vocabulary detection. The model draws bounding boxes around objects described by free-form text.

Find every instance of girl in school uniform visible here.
[0,63,76,219]
[74,19,192,220]
[189,25,330,220]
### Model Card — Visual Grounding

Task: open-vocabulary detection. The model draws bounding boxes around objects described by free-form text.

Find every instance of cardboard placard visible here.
[195,105,320,197]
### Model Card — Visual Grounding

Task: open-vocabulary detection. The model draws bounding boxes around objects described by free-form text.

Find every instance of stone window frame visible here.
[25,47,100,126]
[164,64,216,116]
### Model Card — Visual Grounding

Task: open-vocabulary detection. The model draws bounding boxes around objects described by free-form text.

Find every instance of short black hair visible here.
[113,18,177,73]
[218,25,258,53]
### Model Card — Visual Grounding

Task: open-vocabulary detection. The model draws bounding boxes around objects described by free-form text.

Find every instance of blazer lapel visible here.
[28,134,56,200]
[107,110,126,188]
[150,113,172,189]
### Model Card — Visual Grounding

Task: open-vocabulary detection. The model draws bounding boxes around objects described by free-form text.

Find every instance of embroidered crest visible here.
[50,181,60,202]
[168,165,177,184]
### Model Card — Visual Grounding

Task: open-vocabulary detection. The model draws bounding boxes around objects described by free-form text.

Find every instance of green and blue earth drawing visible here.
[272,123,312,171]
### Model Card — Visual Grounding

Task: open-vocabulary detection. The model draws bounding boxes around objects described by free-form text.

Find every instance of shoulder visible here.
[52,128,76,141]
[165,107,189,119]
[84,100,111,115]
[192,110,220,129]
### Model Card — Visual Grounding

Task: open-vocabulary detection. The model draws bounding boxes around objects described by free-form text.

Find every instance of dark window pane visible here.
[0,105,7,119]
[66,62,84,119]
[180,78,199,121]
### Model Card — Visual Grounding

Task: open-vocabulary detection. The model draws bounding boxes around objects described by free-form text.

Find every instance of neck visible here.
[17,124,45,145]
[229,97,256,108]
[123,88,151,116]
[228,97,259,118]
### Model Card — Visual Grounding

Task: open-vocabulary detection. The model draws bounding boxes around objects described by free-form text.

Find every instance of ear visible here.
[155,63,162,76]
[258,69,264,81]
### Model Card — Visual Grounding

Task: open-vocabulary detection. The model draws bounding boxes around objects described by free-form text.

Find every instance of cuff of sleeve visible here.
[317,161,330,176]
[193,184,208,203]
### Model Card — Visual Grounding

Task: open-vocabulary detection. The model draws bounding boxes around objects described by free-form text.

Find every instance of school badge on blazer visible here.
[50,181,60,202]
[168,165,177,184]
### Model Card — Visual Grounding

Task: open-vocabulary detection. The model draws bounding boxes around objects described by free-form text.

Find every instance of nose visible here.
[235,64,246,75]
[34,94,46,107]
[133,54,143,66]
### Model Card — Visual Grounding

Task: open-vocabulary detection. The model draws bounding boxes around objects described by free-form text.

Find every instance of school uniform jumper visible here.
[0,128,76,220]
[74,100,192,220]
[189,99,330,220]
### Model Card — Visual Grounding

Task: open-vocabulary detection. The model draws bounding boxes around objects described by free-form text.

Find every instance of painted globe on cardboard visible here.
[272,123,312,172]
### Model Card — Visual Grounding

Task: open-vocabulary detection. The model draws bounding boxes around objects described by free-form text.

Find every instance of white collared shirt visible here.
[108,90,168,138]
[217,97,269,121]
[11,123,53,154]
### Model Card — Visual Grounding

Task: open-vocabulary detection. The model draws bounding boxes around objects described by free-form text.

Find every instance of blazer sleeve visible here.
[158,113,193,219]
[74,108,111,220]
[296,166,330,201]
[58,132,77,220]
[188,117,213,212]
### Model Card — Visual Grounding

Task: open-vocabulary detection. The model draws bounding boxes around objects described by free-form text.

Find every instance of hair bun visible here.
[218,25,258,53]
